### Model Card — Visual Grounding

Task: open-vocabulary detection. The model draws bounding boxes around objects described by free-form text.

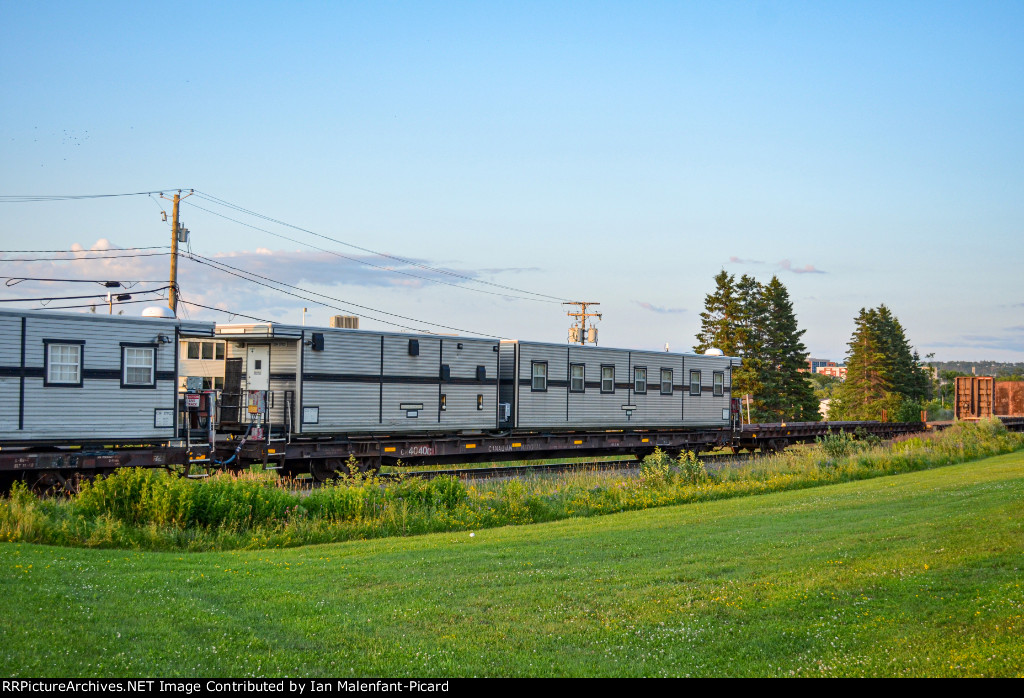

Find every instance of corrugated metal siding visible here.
[681,355,733,426]
[276,328,499,434]
[498,342,517,423]
[623,351,685,427]
[509,340,735,430]
[566,345,633,428]
[0,314,23,433]
[438,338,499,430]
[514,343,570,428]
[300,330,382,433]
[1,311,182,441]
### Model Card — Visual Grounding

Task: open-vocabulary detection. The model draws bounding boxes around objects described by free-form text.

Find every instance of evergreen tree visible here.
[693,270,741,357]
[831,305,927,421]
[731,274,766,406]
[754,277,819,422]
[831,308,890,420]
[694,272,818,423]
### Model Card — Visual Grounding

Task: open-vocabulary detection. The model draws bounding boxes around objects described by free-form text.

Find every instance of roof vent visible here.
[141,306,176,319]
[703,347,724,356]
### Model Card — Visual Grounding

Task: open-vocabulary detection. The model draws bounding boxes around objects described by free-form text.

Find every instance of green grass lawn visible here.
[2,452,1022,677]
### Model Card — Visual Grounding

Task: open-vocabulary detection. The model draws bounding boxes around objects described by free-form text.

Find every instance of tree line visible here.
[693,271,929,423]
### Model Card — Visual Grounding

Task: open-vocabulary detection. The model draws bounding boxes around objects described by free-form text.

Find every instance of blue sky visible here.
[1,1,1022,360]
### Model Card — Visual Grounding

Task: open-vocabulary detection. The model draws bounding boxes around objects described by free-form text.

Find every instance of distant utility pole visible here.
[564,301,601,345]
[160,189,194,315]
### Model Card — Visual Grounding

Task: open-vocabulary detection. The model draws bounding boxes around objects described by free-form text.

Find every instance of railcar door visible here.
[246,345,271,391]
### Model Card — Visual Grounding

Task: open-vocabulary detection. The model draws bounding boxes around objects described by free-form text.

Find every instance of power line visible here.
[0,286,171,303]
[184,253,501,337]
[0,190,181,203]
[190,190,569,302]
[185,200,558,304]
[33,297,166,311]
[0,246,169,253]
[2,276,165,284]
[0,252,172,262]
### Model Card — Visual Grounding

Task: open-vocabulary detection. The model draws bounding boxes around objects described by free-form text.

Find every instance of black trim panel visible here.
[304,372,497,386]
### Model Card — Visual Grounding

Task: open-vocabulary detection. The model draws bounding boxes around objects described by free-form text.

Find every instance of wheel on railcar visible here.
[28,469,87,497]
[309,458,342,483]
[0,471,17,494]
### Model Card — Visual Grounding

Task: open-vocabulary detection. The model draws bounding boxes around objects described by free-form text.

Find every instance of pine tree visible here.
[694,272,818,423]
[731,274,766,406]
[754,277,819,422]
[693,270,741,356]
[830,305,926,421]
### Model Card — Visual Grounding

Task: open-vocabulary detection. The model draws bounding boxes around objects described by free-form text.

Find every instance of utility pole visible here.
[563,301,602,345]
[161,189,194,315]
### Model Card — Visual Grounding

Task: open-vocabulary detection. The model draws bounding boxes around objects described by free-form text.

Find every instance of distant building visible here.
[803,358,837,374]
[816,365,848,380]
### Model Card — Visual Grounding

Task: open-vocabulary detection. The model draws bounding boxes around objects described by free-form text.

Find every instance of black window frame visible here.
[569,363,585,393]
[531,361,548,392]
[713,371,725,396]
[201,342,215,360]
[120,342,158,389]
[215,342,225,360]
[661,368,673,395]
[601,364,615,394]
[634,366,647,395]
[43,339,85,388]
[689,370,702,396]
[186,341,200,360]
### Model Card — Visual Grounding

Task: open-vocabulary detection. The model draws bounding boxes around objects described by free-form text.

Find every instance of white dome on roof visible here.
[703,347,725,356]
[141,306,176,319]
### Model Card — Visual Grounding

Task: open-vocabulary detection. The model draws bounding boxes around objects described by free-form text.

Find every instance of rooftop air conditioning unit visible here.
[330,315,359,329]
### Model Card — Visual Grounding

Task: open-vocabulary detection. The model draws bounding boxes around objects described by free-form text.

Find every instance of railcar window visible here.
[690,370,702,396]
[661,368,673,395]
[46,343,82,385]
[570,363,585,393]
[531,361,548,391]
[601,365,615,393]
[634,367,647,394]
[123,346,156,387]
[714,372,725,396]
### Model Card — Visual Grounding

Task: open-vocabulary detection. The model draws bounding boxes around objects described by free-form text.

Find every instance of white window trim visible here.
[123,345,156,387]
[46,343,82,385]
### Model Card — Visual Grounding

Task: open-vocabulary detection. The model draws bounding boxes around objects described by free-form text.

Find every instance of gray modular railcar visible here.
[214,323,500,435]
[499,340,739,430]
[0,309,214,444]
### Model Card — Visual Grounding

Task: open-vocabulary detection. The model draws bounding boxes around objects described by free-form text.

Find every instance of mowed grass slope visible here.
[2,453,1023,677]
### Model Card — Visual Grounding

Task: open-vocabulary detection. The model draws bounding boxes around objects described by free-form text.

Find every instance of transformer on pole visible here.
[564,301,601,345]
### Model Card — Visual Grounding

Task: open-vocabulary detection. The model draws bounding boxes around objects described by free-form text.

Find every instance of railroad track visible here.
[378,451,756,482]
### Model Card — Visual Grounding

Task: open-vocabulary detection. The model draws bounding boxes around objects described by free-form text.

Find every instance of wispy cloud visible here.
[635,301,686,314]
[728,256,825,274]
[0,239,515,327]
[778,259,826,274]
